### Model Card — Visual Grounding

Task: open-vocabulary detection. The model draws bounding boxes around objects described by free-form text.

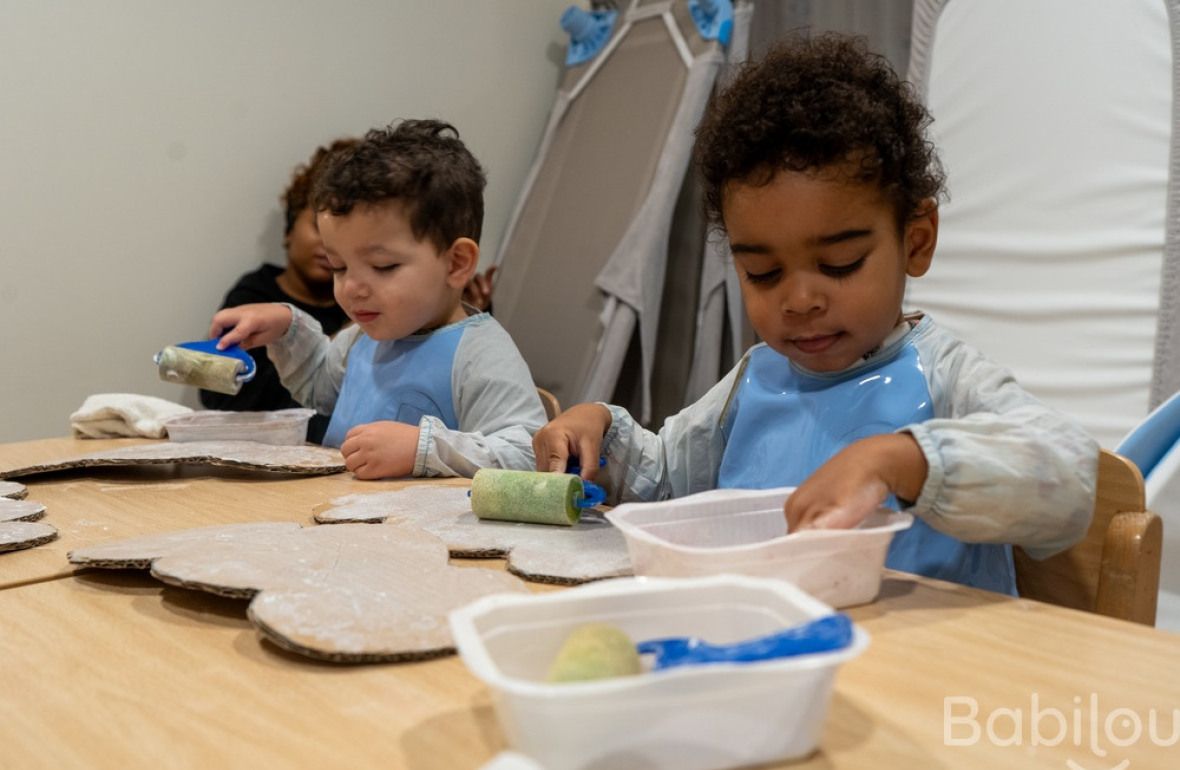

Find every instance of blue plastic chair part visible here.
[561,6,618,67]
[688,0,733,46]
[1115,389,1180,479]
[637,614,854,671]
[155,338,257,383]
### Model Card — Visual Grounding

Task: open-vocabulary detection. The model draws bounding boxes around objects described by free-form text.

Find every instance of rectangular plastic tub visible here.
[450,575,868,770]
[162,408,314,446]
[605,487,912,608]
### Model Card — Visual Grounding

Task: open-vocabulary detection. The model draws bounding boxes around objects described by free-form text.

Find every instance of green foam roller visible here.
[470,468,582,526]
[546,623,642,683]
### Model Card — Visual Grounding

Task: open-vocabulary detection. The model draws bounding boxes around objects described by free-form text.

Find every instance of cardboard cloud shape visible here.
[316,485,633,584]
[0,496,57,553]
[68,521,527,662]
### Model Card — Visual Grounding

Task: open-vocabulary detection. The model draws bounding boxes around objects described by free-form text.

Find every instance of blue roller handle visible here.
[637,614,854,671]
[566,455,606,508]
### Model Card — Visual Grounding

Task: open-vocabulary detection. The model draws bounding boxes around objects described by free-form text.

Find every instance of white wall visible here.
[0,0,569,441]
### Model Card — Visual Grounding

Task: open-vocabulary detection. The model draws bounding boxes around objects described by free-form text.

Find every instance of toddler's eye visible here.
[328,264,346,274]
[820,255,867,278]
[375,264,400,272]
[744,268,781,285]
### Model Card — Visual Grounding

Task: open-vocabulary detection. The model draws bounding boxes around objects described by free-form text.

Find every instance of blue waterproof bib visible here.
[718,341,1016,595]
[322,325,463,448]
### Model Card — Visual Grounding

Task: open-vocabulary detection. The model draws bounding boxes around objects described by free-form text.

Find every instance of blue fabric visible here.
[718,341,1016,595]
[322,326,462,448]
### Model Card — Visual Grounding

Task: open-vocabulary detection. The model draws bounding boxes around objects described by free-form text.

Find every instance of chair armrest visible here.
[1096,510,1163,625]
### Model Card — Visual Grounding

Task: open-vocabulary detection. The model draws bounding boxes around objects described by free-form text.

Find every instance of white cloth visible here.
[70,393,193,439]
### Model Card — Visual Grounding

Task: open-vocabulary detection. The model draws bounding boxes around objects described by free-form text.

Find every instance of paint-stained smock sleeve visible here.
[594,358,745,505]
[414,318,548,477]
[268,305,360,417]
[904,320,1098,559]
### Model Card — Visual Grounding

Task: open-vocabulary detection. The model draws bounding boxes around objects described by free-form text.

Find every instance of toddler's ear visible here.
[904,201,938,278]
[445,237,480,288]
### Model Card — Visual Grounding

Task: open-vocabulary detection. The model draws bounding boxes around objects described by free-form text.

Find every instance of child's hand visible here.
[532,403,612,479]
[340,421,421,480]
[786,433,927,531]
[462,265,497,311]
[209,303,294,350]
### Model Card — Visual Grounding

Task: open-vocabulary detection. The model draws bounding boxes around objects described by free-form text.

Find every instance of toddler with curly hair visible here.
[533,34,1097,594]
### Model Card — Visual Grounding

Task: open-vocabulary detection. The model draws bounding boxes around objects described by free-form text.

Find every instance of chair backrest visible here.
[537,387,561,422]
[906,0,1180,450]
[1014,449,1162,625]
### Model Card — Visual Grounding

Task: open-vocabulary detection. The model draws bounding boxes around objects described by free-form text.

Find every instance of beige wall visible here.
[0,0,569,441]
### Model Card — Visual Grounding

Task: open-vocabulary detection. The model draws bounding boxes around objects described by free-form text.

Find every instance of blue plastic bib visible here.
[322,326,463,448]
[718,341,1016,595]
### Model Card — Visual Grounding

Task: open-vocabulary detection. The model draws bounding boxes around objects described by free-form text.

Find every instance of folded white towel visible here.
[70,393,193,439]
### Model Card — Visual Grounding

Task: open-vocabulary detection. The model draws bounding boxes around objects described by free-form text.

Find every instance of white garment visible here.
[70,393,193,439]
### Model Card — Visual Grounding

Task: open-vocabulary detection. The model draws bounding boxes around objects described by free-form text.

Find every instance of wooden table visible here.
[0,437,440,589]
[2,438,1178,769]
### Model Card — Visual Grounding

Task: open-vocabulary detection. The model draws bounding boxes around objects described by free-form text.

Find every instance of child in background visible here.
[201,139,353,444]
[211,120,546,479]
[533,35,1098,594]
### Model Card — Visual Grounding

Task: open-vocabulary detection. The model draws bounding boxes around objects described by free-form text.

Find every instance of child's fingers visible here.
[209,309,240,341]
[544,438,570,473]
[343,450,363,473]
[577,436,601,480]
[533,430,570,473]
[340,430,365,462]
[214,324,249,350]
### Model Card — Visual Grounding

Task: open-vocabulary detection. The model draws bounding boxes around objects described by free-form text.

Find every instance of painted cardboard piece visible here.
[0,497,57,553]
[0,441,345,479]
[317,486,633,584]
[0,481,27,499]
[68,521,527,662]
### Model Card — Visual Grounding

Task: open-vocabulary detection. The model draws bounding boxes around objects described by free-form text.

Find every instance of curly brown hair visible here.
[310,119,486,252]
[695,33,945,231]
[282,138,358,236]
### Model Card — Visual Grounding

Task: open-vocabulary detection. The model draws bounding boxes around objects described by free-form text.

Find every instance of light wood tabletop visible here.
[1,438,1178,770]
[0,437,459,589]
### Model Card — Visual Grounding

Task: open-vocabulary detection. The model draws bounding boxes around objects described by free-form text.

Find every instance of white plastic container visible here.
[606,487,912,608]
[162,408,314,446]
[450,575,868,770]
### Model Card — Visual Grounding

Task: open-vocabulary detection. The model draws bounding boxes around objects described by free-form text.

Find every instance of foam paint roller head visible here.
[154,339,256,396]
[546,623,641,683]
[470,468,604,527]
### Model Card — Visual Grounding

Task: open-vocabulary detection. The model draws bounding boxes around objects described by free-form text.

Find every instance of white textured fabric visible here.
[906,0,1172,450]
[70,393,193,439]
[269,307,546,477]
[598,317,1097,559]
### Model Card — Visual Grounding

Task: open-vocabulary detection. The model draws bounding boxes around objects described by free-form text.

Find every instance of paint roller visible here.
[153,339,257,396]
[470,467,607,527]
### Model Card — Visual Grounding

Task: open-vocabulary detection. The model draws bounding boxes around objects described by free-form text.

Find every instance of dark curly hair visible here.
[310,119,486,251]
[282,137,358,236]
[695,33,945,231]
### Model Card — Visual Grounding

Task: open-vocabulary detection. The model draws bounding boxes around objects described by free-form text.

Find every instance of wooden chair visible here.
[1014,450,1162,626]
[537,388,561,421]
